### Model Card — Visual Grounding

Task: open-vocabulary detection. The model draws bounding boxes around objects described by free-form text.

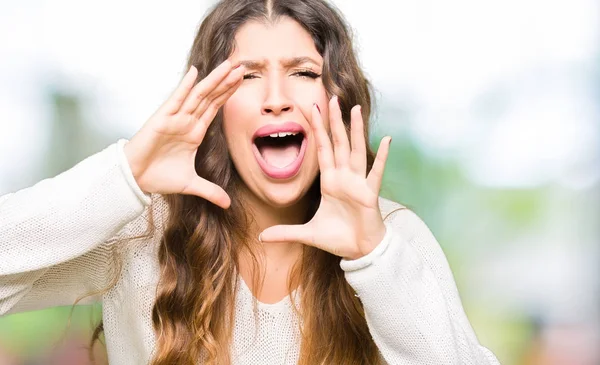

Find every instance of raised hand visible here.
[259,96,392,260]
[124,60,245,208]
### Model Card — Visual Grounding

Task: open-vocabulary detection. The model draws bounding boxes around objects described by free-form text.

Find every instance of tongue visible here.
[260,144,300,168]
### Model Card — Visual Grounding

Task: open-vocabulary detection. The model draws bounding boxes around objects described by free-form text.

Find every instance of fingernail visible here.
[314,103,321,114]
[258,233,262,243]
[335,95,340,107]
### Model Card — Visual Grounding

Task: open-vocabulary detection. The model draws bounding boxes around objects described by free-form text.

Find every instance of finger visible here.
[329,95,350,167]
[259,224,315,247]
[178,59,233,115]
[190,75,244,141]
[183,176,231,209]
[366,136,392,192]
[349,105,367,176]
[160,65,199,115]
[192,65,244,120]
[311,103,335,171]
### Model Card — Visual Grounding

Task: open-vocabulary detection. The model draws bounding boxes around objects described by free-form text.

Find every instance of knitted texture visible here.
[0,140,500,365]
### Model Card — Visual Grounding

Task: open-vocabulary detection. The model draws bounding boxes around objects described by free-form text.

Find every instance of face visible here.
[223,17,330,208]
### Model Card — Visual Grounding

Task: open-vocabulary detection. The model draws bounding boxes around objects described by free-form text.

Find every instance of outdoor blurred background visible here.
[1,0,599,364]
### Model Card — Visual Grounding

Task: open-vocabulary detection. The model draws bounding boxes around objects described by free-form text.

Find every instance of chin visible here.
[254,176,315,208]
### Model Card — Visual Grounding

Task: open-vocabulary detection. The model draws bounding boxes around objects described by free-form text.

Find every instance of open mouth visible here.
[252,123,308,179]
[255,132,304,167]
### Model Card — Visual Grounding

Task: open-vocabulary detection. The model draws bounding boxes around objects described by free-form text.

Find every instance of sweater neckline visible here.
[238,275,299,310]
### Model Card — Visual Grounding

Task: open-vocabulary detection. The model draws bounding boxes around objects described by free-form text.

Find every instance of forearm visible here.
[0,139,150,275]
[341,219,500,365]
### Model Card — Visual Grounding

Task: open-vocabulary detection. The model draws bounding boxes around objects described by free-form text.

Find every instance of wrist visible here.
[344,222,387,260]
[116,139,152,205]
[122,139,149,193]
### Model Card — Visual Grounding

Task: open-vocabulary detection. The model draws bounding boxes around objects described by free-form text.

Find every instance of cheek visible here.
[317,93,331,133]
[221,107,246,166]
[222,91,253,141]
[293,84,330,132]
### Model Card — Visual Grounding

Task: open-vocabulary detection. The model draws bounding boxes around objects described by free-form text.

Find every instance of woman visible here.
[0,0,501,364]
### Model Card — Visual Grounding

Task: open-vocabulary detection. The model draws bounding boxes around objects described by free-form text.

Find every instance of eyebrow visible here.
[239,56,321,70]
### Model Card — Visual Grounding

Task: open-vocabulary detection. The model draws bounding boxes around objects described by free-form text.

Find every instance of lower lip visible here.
[252,137,307,179]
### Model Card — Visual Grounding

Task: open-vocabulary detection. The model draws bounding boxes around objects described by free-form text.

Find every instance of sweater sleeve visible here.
[0,139,152,315]
[340,204,501,365]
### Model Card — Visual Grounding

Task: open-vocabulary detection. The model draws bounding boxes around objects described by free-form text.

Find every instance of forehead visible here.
[231,17,322,66]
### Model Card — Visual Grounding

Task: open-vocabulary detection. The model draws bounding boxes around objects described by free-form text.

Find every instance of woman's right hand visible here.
[123,60,244,209]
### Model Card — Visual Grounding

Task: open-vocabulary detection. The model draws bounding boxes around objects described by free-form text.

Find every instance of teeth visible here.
[266,132,299,138]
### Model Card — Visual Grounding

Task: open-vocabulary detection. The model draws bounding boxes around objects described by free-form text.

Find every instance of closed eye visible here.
[242,71,321,80]
[292,70,321,79]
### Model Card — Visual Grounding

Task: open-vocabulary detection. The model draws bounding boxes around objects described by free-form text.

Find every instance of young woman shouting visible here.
[0,0,500,364]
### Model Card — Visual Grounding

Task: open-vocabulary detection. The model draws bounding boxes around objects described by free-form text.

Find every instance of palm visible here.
[124,61,245,208]
[260,96,391,260]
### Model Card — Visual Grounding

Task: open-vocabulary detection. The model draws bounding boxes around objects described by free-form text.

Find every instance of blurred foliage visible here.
[0,305,101,358]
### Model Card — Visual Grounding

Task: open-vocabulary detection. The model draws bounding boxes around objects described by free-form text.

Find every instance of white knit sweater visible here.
[0,140,500,365]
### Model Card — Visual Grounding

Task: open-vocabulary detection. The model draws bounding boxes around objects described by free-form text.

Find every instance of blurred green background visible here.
[0,0,598,364]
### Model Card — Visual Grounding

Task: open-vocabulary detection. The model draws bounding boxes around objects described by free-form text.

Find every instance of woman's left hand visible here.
[259,96,392,260]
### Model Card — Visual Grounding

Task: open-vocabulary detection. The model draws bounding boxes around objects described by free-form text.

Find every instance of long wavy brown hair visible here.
[89,0,384,364]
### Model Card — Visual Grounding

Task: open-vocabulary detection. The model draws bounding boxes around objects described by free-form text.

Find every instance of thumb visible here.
[259,224,315,246]
[184,176,231,209]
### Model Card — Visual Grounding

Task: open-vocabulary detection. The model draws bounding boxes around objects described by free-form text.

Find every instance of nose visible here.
[261,78,293,115]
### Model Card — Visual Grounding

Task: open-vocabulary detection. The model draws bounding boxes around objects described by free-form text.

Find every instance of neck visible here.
[241,186,310,264]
